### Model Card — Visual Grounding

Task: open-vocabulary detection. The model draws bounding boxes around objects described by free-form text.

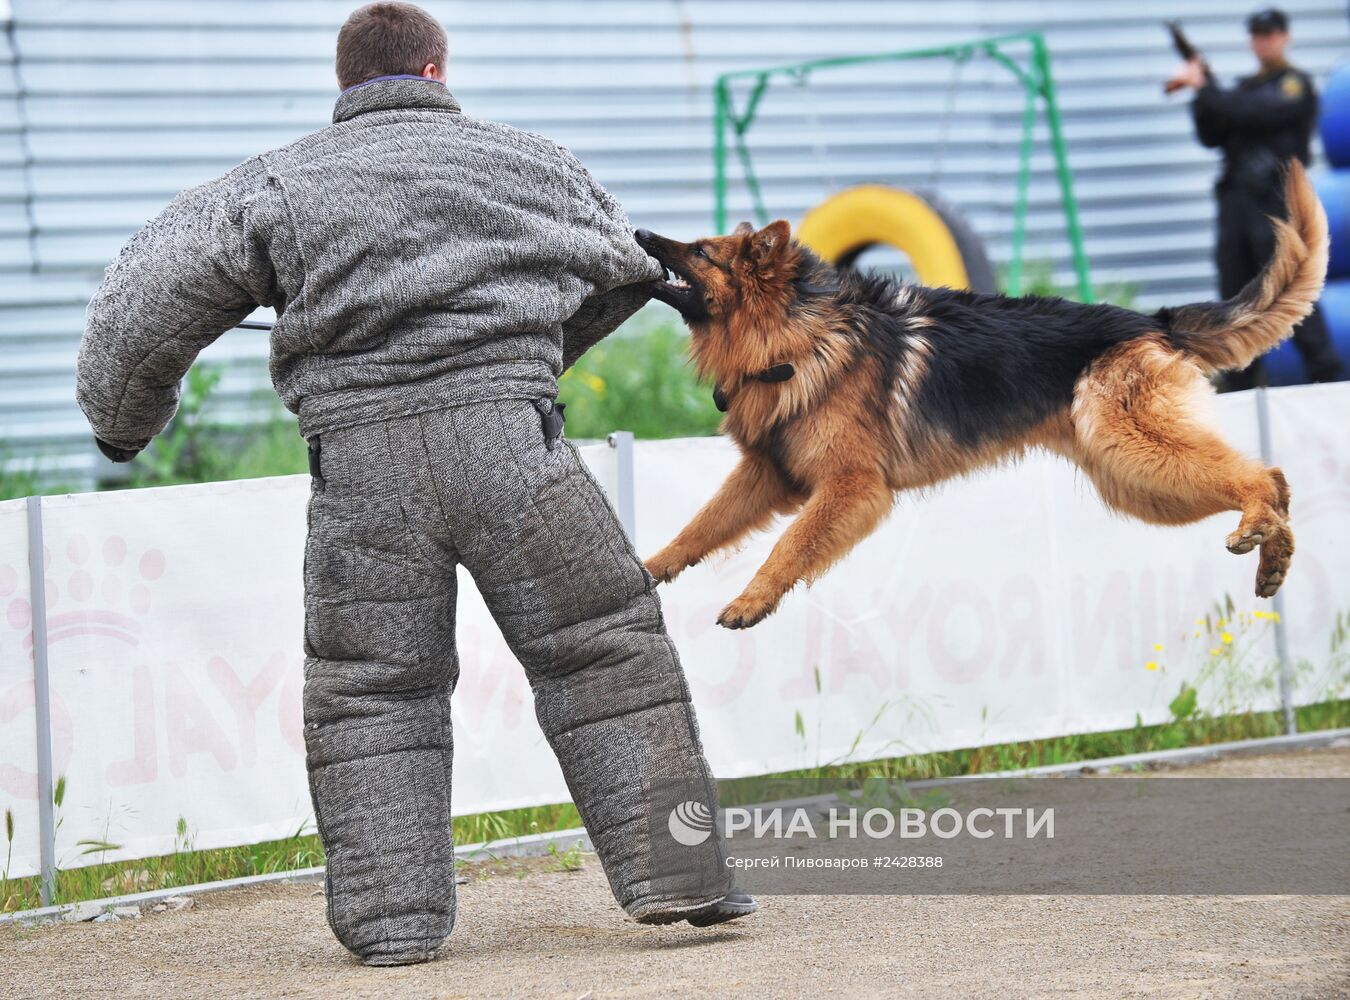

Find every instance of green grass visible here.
[0,466,39,502]
[0,452,66,502]
[763,697,1348,788]
[4,698,1344,914]
[558,322,721,440]
[0,802,585,914]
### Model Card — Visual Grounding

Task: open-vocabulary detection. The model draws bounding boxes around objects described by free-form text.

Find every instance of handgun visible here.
[1164,21,1212,93]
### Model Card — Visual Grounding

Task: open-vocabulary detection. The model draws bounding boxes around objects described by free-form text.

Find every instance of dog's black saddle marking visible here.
[713,363,796,412]
[796,282,840,296]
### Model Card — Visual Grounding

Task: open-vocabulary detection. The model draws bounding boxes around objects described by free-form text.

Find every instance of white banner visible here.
[32,477,312,877]
[0,498,39,880]
[1,388,1347,878]
[1265,384,1350,700]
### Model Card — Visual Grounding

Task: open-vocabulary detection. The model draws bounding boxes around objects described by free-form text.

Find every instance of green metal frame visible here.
[711,31,1093,301]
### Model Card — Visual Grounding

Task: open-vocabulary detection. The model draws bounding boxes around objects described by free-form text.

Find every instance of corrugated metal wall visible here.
[3,0,1348,482]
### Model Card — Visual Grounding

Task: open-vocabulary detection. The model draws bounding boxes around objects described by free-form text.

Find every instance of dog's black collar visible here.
[713,363,796,412]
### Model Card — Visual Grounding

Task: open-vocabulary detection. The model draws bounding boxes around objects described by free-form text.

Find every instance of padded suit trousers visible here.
[301,399,731,965]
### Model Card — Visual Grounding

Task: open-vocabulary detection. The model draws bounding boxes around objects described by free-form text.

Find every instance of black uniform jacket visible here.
[1192,62,1318,203]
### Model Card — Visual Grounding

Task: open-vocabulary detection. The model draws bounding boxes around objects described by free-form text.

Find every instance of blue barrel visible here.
[1264,278,1350,385]
[1320,64,1350,168]
[1314,171,1350,281]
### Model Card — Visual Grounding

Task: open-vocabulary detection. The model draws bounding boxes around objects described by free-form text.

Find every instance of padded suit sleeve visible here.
[77,158,278,454]
[557,151,662,371]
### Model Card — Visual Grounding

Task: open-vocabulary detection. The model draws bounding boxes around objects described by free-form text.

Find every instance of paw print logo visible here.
[0,561,30,647]
[1,535,166,656]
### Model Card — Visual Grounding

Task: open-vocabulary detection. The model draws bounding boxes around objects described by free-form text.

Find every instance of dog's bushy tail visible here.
[1158,160,1328,374]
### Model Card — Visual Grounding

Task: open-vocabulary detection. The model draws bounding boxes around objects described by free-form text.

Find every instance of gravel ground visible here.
[3,745,1348,1000]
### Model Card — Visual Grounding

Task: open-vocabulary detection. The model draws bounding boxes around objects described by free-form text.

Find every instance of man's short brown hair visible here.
[336,2,448,89]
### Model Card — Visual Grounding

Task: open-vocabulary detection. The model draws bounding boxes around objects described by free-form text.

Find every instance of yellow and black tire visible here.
[796,185,997,293]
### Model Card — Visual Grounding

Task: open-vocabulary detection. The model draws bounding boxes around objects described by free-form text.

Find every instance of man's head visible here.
[1247,7,1290,69]
[336,2,448,90]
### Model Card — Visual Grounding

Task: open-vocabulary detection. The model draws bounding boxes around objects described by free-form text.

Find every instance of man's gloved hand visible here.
[96,438,142,463]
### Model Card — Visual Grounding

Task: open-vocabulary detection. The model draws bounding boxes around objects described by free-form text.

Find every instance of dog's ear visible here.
[733,220,755,236]
[749,220,792,265]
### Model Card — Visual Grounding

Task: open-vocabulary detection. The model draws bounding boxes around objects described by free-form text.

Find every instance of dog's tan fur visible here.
[637,164,1325,628]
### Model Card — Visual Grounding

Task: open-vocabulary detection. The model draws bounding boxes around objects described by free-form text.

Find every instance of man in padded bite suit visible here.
[77,1,752,967]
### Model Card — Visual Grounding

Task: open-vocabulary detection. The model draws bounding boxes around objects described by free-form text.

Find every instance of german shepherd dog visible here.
[633,163,1327,629]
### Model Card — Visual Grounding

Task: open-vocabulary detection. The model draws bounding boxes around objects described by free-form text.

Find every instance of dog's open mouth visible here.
[651,264,701,312]
[661,267,691,293]
[634,229,707,319]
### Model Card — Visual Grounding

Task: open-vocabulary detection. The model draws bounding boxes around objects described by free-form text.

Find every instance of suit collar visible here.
[333,76,462,124]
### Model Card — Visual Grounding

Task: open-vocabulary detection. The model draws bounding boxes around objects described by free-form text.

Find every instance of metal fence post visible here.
[25,495,57,904]
[1255,388,1297,735]
[607,431,637,543]
[1032,33,1093,303]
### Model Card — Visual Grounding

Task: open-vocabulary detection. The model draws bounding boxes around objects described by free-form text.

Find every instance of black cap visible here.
[1247,7,1289,34]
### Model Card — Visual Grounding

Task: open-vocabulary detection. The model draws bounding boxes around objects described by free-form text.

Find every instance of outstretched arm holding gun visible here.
[1164,22,1231,148]
[1164,15,1318,153]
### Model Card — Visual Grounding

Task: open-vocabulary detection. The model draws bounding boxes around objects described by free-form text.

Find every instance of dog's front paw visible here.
[716,590,779,630]
[644,548,689,585]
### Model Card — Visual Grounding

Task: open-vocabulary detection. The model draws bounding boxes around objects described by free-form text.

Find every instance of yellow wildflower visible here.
[1145,661,1160,671]
[1209,647,1221,656]
[1221,631,1233,645]
[1152,643,1164,652]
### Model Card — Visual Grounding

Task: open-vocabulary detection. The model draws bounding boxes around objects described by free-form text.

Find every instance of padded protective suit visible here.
[76,76,733,965]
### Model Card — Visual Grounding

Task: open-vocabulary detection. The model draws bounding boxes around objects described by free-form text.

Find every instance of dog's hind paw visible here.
[1254,531,1294,599]
[1225,527,1267,555]
[1255,561,1289,598]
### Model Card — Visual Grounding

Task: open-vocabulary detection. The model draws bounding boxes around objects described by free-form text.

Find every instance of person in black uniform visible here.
[1169,7,1346,390]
